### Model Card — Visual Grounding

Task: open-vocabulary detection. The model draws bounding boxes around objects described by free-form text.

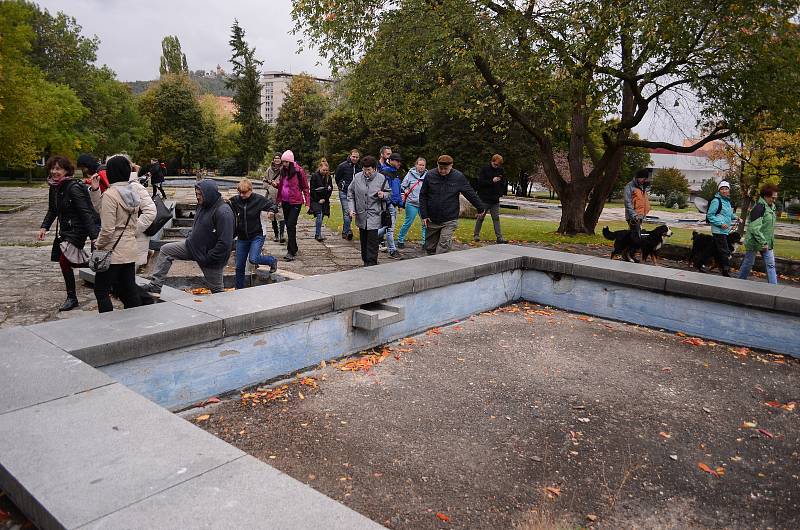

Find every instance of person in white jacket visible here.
[89,155,156,269]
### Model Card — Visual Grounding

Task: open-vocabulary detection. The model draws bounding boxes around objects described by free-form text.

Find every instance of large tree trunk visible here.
[583,146,625,233]
[557,187,589,234]
[738,195,752,236]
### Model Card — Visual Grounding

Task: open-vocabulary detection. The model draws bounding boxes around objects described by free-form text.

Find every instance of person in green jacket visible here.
[738,184,779,284]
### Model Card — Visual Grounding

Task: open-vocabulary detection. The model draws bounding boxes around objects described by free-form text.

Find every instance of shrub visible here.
[664,192,688,209]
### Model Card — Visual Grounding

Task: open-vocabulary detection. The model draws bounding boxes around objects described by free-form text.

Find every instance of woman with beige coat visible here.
[90,155,152,312]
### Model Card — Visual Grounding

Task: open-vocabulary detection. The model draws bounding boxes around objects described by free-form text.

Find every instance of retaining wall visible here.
[1,245,798,529]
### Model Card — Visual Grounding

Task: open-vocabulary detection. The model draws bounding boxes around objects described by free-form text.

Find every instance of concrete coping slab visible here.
[665,269,784,311]
[81,455,384,530]
[0,383,244,530]
[571,257,683,291]
[26,302,224,367]
[0,327,113,416]
[173,283,334,336]
[77,268,189,303]
[774,284,800,314]
[364,254,477,292]
[290,268,414,311]
[493,244,595,275]
[428,247,524,278]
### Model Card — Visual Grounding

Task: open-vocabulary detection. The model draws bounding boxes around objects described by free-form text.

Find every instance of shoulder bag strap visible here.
[109,212,133,252]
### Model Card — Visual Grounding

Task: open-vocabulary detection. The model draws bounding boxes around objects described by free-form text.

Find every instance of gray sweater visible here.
[347,171,389,230]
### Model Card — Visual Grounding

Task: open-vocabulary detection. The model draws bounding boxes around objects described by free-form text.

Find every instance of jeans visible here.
[377,203,397,251]
[150,240,225,293]
[424,219,459,255]
[359,228,380,266]
[473,203,503,240]
[738,249,778,284]
[235,235,276,289]
[315,211,324,238]
[397,203,426,245]
[94,262,141,313]
[282,203,302,256]
[339,191,352,235]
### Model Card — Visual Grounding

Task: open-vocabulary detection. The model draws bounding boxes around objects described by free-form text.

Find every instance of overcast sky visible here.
[36,0,330,81]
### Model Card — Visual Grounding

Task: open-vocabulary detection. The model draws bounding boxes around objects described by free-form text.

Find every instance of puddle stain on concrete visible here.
[219,349,240,358]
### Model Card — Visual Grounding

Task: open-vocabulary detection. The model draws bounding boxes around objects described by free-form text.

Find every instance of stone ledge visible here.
[665,270,783,311]
[775,285,800,313]
[173,283,334,336]
[26,302,224,367]
[0,328,113,416]
[80,455,383,530]
[77,268,188,302]
[429,247,524,278]
[0,383,244,530]
[571,257,681,291]
[366,255,476,292]
[290,268,414,311]
[493,244,595,274]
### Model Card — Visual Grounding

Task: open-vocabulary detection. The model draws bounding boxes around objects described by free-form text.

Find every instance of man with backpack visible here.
[143,180,234,295]
[377,152,403,259]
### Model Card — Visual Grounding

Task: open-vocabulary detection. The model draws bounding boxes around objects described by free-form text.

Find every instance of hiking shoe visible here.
[273,235,280,242]
[58,295,79,312]
[141,282,162,297]
[496,238,508,244]
[388,250,401,259]
[347,232,353,241]
[283,253,296,262]
[315,235,326,242]
[379,242,387,252]
[473,236,480,242]
[279,237,286,243]
[269,260,278,274]
[341,232,348,239]
[396,242,405,249]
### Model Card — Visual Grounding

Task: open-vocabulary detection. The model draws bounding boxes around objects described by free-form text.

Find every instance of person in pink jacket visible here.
[272,150,309,261]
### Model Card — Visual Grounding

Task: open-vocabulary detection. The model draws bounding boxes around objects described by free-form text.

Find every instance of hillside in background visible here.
[126,69,234,96]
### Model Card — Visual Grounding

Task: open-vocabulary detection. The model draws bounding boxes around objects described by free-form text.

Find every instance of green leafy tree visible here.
[651,168,690,198]
[699,178,720,202]
[273,73,329,169]
[226,21,269,172]
[0,1,87,168]
[159,36,188,76]
[293,0,800,234]
[198,94,242,167]
[137,75,211,170]
[612,135,652,198]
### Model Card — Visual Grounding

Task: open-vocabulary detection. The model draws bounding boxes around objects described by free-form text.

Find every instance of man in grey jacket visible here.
[347,155,389,266]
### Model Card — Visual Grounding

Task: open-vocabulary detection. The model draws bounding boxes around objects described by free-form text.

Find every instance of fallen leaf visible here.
[193,299,203,303]
[578,316,594,322]
[742,421,757,429]
[300,377,318,389]
[436,512,450,522]
[298,391,305,400]
[190,287,211,295]
[715,466,726,476]
[426,328,442,336]
[661,367,672,372]
[453,326,463,331]
[659,432,671,439]
[545,486,561,497]
[676,332,687,337]
[399,337,417,346]
[319,360,327,369]
[195,414,211,422]
[757,428,774,439]
[730,456,742,462]
[729,346,751,356]
[682,337,707,347]
[765,400,782,408]
[783,402,796,412]
[587,514,598,522]
[698,462,719,477]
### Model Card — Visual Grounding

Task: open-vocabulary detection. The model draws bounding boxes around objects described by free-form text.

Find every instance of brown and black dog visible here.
[603,225,673,264]
[689,231,742,270]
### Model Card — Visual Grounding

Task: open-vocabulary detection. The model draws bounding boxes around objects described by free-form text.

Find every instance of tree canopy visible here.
[293,0,800,233]
[159,36,189,76]
[274,74,329,170]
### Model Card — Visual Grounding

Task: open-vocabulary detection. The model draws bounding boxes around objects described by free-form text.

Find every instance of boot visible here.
[59,293,79,311]
[721,267,731,277]
[279,221,286,243]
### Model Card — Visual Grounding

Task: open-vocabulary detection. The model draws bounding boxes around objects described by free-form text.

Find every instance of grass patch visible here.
[324,202,800,259]
[0,180,46,188]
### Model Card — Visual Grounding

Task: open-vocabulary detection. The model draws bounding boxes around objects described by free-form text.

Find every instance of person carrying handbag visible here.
[38,155,99,312]
[397,157,428,248]
[346,155,389,266]
[91,155,147,313]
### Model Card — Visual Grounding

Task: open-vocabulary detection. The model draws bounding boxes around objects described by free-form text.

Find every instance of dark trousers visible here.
[282,203,302,256]
[152,182,166,199]
[627,220,642,245]
[58,253,77,295]
[272,218,285,239]
[359,228,380,266]
[697,233,731,272]
[94,262,141,313]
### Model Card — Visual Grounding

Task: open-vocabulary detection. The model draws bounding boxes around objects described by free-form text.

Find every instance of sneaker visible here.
[283,253,295,262]
[396,242,405,249]
[315,235,326,242]
[141,282,162,297]
[269,259,278,274]
[346,232,353,241]
[379,242,387,252]
[341,232,348,239]
[387,250,401,259]
[473,236,480,242]
[496,238,508,244]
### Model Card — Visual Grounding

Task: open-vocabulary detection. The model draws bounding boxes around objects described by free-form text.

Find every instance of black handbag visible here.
[380,179,392,229]
[50,219,61,262]
[144,195,172,236]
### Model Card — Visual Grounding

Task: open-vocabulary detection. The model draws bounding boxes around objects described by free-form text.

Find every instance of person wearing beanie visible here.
[695,180,740,276]
[270,150,310,261]
[38,155,99,311]
[263,153,286,243]
[418,154,486,255]
[143,179,235,295]
[90,155,154,312]
[78,153,109,192]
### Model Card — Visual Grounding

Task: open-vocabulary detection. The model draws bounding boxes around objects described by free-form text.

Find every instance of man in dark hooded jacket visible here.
[143,180,234,294]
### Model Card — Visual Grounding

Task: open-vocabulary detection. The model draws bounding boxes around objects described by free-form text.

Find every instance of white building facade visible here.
[646,143,730,193]
[260,71,333,125]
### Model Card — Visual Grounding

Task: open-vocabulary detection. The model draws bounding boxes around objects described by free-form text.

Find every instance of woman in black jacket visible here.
[230,178,279,289]
[309,160,333,241]
[38,155,99,311]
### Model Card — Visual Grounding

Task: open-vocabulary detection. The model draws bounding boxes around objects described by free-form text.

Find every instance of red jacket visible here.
[276,163,310,206]
[83,169,109,192]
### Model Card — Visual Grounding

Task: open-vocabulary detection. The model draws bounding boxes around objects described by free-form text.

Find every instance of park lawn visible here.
[324,203,800,259]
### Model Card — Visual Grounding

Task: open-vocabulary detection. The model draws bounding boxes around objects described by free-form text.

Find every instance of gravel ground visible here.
[193,304,800,529]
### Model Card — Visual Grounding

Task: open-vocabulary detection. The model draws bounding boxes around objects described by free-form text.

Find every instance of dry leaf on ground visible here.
[698,462,719,477]
[195,414,211,422]
[435,512,450,522]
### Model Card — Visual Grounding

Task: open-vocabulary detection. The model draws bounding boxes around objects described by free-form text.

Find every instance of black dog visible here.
[603,225,673,264]
[689,231,742,270]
